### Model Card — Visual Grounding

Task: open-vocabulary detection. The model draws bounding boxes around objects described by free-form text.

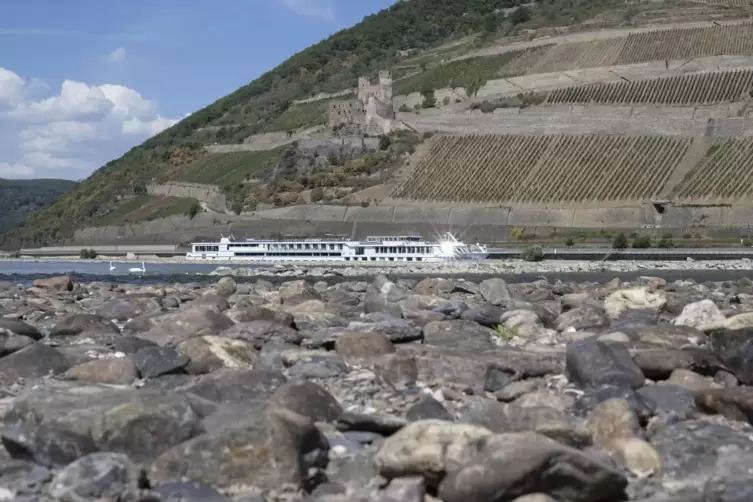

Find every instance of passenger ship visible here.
[186,233,488,263]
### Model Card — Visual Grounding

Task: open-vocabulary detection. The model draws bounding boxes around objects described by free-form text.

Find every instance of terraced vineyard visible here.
[392,135,691,204]
[547,68,753,105]
[673,139,753,199]
[176,148,284,187]
[616,22,753,65]
[525,38,627,75]
[691,0,752,6]
[392,50,528,96]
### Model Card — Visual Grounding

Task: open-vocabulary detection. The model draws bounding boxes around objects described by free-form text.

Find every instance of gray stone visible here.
[0,319,41,340]
[406,396,453,422]
[49,452,141,500]
[133,346,190,378]
[150,407,328,490]
[566,338,645,389]
[0,343,71,386]
[221,320,303,349]
[438,432,627,502]
[422,320,496,351]
[269,381,343,422]
[479,278,513,306]
[1,423,97,468]
[50,314,120,337]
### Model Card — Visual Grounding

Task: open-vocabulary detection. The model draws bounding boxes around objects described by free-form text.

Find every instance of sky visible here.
[0,0,397,180]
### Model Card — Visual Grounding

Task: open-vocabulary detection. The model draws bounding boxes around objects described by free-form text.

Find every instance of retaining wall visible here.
[70,202,753,245]
[146,182,228,213]
[400,104,753,137]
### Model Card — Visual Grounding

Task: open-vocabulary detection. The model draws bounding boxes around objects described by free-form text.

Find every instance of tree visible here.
[311,187,324,202]
[421,89,437,108]
[632,235,652,249]
[612,233,628,249]
[378,135,391,151]
[520,245,544,262]
[187,201,201,219]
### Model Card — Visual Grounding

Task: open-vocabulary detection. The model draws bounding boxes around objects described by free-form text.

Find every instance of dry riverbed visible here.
[2,254,753,277]
[1,272,753,500]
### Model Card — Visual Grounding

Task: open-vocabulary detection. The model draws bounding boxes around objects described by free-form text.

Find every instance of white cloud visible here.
[0,162,34,179]
[280,0,335,20]
[106,47,127,63]
[0,66,179,180]
[0,68,25,107]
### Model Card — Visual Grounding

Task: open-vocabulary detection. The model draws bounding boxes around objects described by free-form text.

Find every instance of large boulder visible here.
[3,381,204,462]
[149,407,328,490]
[32,275,73,291]
[133,307,235,346]
[604,288,666,320]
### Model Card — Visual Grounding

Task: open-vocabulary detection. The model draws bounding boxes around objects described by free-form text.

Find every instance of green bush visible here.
[565,236,575,247]
[79,248,97,259]
[632,235,652,249]
[656,237,674,248]
[310,187,324,202]
[520,245,544,262]
[612,233,628,249]
[186,201,201,219]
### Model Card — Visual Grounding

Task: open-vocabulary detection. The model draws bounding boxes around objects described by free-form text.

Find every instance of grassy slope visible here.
[2,0,629,248]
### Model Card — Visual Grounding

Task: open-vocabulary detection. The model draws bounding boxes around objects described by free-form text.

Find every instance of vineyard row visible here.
[674,138,753,199]
[392,134,691,204]
[546,68,753,105]
[468,22,753,83]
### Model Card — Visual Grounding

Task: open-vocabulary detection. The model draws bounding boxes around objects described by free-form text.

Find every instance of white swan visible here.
[128,261,146,273]
[109,261,116,271]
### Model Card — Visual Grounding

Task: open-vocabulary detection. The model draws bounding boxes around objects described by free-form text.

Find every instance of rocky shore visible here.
[2,272,753,500]
[211,258,753,277]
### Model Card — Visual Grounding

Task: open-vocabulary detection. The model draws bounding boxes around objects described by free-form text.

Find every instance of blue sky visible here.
[0,0,396,179]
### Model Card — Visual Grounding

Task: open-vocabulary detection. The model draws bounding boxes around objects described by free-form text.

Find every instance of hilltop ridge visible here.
[6,0,753,248]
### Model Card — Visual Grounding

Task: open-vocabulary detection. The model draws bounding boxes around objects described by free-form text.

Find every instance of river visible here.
[2,260,753,286]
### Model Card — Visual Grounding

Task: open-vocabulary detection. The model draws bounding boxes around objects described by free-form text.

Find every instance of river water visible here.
[2,260,753,286]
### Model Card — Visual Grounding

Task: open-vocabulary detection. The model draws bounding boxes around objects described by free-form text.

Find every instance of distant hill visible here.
[3,0,751,248]
[0,178,76,234]
[0,0,551,247]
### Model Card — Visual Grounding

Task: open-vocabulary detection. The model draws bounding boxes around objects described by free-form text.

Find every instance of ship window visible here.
[417,257,422,261]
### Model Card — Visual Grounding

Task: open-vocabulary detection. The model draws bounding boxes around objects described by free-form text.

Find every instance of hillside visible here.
[6,0,753,247]
[0,178,75,234]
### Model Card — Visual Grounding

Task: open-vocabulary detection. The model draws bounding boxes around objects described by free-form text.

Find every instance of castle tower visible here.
[378,71,393,103]
[357,76,371,104]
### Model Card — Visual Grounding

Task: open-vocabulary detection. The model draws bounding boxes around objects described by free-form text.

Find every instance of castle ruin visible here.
[328,71,397,136]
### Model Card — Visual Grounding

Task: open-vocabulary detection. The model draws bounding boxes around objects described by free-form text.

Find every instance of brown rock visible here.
[608,437,662,477]
[336,331,395,360]
[695,387,753,424]
[62,358,138,385]
[374,353,418,387]
[176,335,259,374]
[587,399,640,447]
[32,275,73,291]
[668,368,712,391]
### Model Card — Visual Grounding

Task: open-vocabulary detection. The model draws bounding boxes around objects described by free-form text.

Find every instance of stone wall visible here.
[71,202,753,245]
[399,103,753,137]
[297,137,380,156]
[146,182,228,213]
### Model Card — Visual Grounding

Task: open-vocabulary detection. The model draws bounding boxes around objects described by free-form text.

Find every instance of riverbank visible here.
[2,271,753,500]
[2,255,753,277]
[212,258,753,277]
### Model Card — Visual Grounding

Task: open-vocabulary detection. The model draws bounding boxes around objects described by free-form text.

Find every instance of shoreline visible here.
[1,255,753,276]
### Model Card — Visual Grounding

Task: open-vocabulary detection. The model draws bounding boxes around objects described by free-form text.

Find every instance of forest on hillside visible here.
[0,178,76,234]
